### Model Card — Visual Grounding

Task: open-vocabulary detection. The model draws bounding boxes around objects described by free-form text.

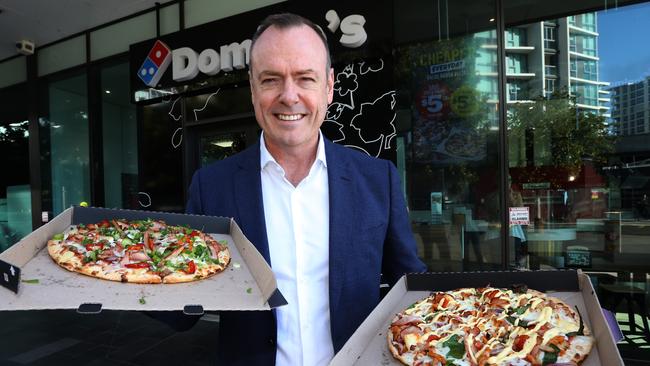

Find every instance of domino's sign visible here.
[130,2,385,98]
[138,39,251,87]
[138,40,172,87]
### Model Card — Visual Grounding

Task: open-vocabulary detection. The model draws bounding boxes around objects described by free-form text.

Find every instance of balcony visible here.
[569,24,598,36]
[545,65,557,78]
[544,39,556,52]
[506,72,536,79]
[505,45,535,54]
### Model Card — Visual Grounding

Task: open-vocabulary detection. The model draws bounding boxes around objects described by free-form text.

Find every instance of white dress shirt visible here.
[260,132,334,366]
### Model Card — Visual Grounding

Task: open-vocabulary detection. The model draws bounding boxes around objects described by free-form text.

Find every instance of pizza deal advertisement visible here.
[396,36,490,164]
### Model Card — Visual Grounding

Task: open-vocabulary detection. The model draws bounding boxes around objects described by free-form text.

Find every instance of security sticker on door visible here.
[509,207,530,225]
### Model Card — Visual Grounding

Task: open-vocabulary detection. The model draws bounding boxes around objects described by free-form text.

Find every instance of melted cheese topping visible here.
[59,251,75,263]
[488,333,538,364]
[403,333,419,350]
[389,287,593,366]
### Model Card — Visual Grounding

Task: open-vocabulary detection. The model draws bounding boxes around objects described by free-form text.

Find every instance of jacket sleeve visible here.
[382,160,427,285]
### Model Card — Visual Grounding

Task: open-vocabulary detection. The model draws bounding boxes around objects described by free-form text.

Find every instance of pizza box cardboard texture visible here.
[0,206,287,314]
[330,270,624,366]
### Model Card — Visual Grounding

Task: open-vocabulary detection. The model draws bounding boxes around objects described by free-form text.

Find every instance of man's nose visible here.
[279,80,299,105]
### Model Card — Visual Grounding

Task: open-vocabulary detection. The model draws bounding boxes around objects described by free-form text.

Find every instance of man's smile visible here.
[275,113,305,121]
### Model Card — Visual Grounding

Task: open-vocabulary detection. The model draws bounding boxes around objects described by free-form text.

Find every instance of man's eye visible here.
[261,78,278,85]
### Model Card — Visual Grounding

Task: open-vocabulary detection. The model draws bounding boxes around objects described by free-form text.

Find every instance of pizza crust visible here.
[48,240,83,270]
[163,255,231,284]
[120,269,163,284]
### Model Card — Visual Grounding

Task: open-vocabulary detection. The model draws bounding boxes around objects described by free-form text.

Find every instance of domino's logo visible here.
[138,40,171,87]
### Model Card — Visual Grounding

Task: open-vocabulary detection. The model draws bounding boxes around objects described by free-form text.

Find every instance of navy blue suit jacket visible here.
[186,138,426,365]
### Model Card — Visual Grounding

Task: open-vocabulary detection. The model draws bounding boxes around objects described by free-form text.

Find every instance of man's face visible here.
[250,25,334,153]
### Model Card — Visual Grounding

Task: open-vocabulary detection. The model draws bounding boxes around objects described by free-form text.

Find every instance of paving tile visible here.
[131,344,215,366]
[6,310,215,366]
[106,336,168,362]
[0,330,61,359]
[82,357,137,366]
[24,351,80,366]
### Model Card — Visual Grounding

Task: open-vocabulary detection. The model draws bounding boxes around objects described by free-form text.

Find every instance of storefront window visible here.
[506,1,650,282]
[0,83,31,252]
[139,99,184,212]
[101,62,138,209]
[41,73,90,216]
[506,5,650,357]
[394,0,502,271]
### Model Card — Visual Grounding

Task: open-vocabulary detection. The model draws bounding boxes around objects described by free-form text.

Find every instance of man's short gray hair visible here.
[249,12,332,72]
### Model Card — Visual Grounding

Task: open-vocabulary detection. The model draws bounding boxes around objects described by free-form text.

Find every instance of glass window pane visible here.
[0,56,27,88]
[160,3,180,35]
[101,62,138,209]
[394,0,502,272]
[184,0,285,28]
[42,74,90,215]
[90,12,156,61]
[37,36,86,76]
[505,0,650,297]
[140,99,184,212]
[0,83,31,251]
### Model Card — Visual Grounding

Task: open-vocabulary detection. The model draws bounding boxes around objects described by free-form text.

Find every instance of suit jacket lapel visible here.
[233,142,271,265]
[326,140,355,314]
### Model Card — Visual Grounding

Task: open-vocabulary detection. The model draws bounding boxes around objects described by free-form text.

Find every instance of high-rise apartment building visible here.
[609,76,650,135]
[476,12,610,115]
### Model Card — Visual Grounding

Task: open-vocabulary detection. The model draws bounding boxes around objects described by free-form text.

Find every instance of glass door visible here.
[199,131,247,168]
[394,0,503,272]
[184,117,260,190]
[41,73,90,216]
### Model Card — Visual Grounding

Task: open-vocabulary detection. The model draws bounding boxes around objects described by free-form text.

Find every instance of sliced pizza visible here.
[47,219,231,284]
[388,287,594,366]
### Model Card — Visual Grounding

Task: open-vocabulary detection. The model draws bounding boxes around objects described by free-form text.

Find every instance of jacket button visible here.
[269,339,275,345]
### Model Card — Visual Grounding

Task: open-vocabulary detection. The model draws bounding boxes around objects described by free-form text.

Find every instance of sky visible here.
[598,2,650,86]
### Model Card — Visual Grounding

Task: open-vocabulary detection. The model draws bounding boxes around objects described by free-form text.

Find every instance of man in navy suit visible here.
[186,13,426,366]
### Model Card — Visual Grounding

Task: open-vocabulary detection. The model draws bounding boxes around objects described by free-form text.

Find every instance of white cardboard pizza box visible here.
[330,270,623,366]
[0,206,286,313]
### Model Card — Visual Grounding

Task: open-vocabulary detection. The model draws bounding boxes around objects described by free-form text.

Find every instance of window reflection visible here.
[0,89,31,251]
[101,62,138,209]
[395,8,502,271]
[43,74,90,216]
[506,3,650,277]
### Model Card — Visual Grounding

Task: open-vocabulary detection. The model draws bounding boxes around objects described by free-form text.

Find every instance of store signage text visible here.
[325,10,367,48]
[522,182,550,190]
[172,40,252,82]
[137,10,369,87]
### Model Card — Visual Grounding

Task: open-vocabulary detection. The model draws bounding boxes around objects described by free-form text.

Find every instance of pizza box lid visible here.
[0,206,287,313]
[330,270,623,366]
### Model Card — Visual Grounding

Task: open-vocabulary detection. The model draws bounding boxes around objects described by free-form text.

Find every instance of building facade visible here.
[1,3,650,355]
[2,0,649,269]
[0,0,650,358]
[610,76,649,136]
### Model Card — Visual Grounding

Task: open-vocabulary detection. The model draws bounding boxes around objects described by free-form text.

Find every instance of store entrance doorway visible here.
[183,116,261,191]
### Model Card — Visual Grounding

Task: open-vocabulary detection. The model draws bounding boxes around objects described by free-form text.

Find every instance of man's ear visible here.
[327,67,334,104]
[249,71,255,104]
